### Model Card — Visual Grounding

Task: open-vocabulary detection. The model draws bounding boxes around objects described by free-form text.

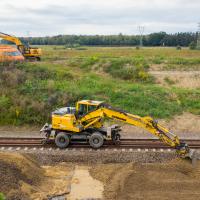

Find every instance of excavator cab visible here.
[76,100,104,116]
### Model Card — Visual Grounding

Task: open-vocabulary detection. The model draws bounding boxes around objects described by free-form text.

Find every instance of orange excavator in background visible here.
[0,32,41,61]
[0,46,24,62]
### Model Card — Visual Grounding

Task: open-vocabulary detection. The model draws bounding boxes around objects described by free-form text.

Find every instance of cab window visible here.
[78,104,98,116]
[79,104,88,115]
[88,105,97,112]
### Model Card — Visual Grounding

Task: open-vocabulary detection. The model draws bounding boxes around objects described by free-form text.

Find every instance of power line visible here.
[197,23,200,49]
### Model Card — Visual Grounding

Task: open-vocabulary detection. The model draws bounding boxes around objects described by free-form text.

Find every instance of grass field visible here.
[0,46,200,125]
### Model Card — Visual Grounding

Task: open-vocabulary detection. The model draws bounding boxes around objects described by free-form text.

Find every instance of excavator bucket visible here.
[185,149,199,166]
[177,143,199,166]
[176,142,198,162]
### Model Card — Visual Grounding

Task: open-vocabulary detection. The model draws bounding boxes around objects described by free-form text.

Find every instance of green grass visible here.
[0,50,200,125]
[0,193,5,200]
[41,46,200,71]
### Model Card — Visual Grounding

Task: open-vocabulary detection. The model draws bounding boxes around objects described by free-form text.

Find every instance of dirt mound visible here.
[118,159,200,200]
[0,153,44,200]
[0,153,73,200]
[89,163,133,199]
[90,159,200,200]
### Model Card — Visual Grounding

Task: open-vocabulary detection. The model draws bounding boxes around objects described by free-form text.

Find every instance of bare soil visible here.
[150,70,200,89]
[90,159,200,200]
[0,153,73,200]
[67,165,103,199]
[0,126,41,137]
[1,152,200,200]
[89,163,133,199]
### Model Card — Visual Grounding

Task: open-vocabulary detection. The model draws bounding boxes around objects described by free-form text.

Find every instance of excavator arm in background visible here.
[79,104,190,156]
[0,32,24,52]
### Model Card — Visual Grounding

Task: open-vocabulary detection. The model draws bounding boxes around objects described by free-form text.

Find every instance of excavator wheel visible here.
[55,132,70,148]
[89,132,104,149]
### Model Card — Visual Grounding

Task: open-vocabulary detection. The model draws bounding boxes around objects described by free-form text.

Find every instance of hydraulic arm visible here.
[78,104,189,155]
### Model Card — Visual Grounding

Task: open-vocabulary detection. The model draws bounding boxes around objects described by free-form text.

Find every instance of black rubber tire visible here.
[89,132,104,149]
[55,132,70,148]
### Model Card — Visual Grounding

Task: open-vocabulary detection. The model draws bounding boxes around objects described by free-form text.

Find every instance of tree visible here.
[189,41,196,50]
[19,32,197,47]
[147,32,167,46]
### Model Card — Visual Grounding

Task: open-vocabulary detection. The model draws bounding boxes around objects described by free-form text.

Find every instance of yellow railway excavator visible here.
[40,100,193,158]
[0,32,41,61]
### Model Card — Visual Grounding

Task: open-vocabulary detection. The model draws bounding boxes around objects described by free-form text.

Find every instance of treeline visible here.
[21,32,198,47]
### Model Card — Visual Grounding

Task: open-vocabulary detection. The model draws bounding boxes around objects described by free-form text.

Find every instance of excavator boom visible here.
[78,104,189,156]
[0,32,22,46]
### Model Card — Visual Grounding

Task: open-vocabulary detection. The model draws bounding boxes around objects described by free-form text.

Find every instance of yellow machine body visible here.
[52,113,80,132]
[43,100,189,156]
[52,100,103,132]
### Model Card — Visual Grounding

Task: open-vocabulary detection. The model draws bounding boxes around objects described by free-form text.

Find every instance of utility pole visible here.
[26,31,30,47]
[197,23,200,49]
[138,26,145,47]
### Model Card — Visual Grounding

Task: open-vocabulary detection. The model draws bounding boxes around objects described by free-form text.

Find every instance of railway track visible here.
[0,137,200,149]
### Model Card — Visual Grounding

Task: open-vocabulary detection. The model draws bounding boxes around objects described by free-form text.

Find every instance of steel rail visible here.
[0,137,200,149]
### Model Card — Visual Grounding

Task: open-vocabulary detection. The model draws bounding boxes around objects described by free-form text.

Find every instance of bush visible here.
[1,69,26,87]
[25,66,56,79]
[0,193,6,200]
[189,41,196,50]
[81,56,99,69]
[152,56,165,64]
[0,95,11,111]
[176,45,182,50]
[103,58,154,83]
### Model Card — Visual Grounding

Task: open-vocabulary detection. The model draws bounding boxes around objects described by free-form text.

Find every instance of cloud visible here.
[0,0,199,36]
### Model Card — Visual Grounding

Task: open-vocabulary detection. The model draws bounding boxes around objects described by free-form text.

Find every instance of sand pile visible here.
[0,153,73,200]
[90,159,200,200]
[0,153,44,199]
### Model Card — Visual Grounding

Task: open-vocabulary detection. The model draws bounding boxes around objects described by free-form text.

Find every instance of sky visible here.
[0,0,199,36]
